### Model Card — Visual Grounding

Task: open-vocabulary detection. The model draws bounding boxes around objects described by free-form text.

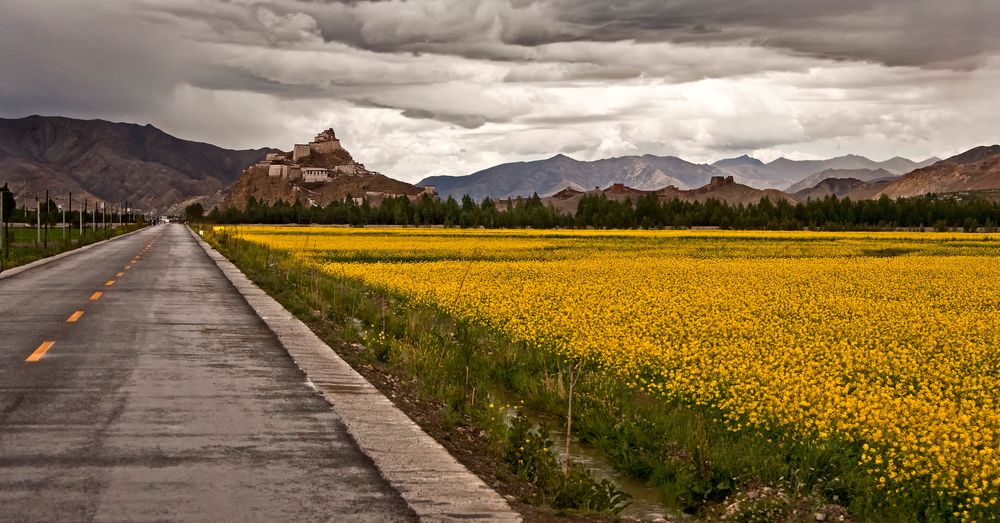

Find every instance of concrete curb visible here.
[190,228,521,523]
[0,226,151,281]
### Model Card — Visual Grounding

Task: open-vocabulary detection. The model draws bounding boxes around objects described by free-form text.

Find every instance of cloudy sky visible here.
[1,0,998,182]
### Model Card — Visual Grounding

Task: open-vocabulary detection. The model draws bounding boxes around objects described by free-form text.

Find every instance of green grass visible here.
[1,224,143,272]
[206,229,968,522]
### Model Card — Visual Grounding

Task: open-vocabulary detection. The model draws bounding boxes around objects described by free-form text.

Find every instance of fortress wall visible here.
[293,144,311,161]
[309,139,342,155]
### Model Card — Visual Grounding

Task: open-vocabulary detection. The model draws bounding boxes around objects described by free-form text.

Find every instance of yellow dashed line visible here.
[116,272,125,277]
[26,341,55,362]
[105,280,116,287]
[90,292,103,301]
[67,310,85,323]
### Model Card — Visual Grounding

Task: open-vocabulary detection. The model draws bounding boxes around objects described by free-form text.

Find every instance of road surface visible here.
[0,224,415,521]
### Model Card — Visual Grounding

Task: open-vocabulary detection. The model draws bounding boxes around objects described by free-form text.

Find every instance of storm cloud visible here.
[1,0,998,182]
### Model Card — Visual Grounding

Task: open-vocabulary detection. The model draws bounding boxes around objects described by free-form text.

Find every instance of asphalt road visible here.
[0,224,416,522]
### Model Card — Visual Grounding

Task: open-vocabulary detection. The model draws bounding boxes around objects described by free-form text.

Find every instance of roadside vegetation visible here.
[207,227,1000,522]
[0,224,145,273]
[0,185,145,273]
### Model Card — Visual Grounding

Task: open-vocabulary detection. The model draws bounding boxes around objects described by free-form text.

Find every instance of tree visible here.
[184,202,205,222]
[0,184,13,222]
[1,184,14,261]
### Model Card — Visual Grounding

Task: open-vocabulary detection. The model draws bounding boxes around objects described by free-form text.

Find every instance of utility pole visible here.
[44,189,49,249]
[35,194,40,247]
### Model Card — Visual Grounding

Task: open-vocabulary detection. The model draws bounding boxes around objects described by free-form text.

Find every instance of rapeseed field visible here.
[234,226,1000,518]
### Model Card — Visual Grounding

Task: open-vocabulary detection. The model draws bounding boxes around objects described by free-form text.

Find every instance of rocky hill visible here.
[791,177,896,201]
[542,176,793,213]
[222,129,424,210]
[0,115,274,214]
[224,170,422,210]
[876,145,1000,198]
[786,168,897,193]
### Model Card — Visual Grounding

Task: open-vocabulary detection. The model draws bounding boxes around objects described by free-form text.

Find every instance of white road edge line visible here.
[190,227,521,523]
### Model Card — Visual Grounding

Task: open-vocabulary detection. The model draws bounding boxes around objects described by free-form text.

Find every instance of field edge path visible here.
[191,227,521,522]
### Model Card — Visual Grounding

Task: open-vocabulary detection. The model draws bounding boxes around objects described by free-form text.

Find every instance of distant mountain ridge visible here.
[876,145,1000,198]
[0,115,275,213]
[711,154,938,190]
[541,175,794,213]
[787,146,1000,202]
[419,154,723,201]
[786,168,897,193]
[420,151,941,201]
[791,177,897,201]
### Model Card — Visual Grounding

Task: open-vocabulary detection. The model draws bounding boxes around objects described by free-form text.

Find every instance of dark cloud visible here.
[271,0,1000,69]
[400,109,487,129]
[0,0,998,182]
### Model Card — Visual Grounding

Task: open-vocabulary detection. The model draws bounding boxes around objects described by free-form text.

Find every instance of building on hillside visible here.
[330,161,367,176]
[264,153,287,162]
[293,144,311,162]
[247,128,380,184]
[267,164,286,177]
[302,167,330,183]
[293,129,344,161]
[551,187,583,199]
[604,183,656,198]
[309,129,342,155]
[655,185,681,197]
[708,176,735,187]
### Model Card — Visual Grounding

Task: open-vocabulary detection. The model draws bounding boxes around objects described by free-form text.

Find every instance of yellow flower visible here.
[239,225,1000,510]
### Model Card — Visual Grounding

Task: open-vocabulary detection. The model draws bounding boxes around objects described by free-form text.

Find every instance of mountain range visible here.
[418,154,721,202]
[1,115,997,214]
[0,115,274,213]
[712,154,938,190]
[419,153,941,201]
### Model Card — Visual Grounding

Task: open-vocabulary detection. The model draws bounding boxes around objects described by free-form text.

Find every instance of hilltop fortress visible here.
[223,128,431,210]
[250,129,374,183]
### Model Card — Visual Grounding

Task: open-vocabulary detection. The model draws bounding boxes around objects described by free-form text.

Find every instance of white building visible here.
[330,162,367,176]
[301,167,330,183]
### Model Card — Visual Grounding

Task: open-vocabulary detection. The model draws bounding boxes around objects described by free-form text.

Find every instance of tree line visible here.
[196,193,1000,232]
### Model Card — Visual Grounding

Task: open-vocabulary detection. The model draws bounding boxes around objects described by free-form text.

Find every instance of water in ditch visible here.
[539,418,687,521]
